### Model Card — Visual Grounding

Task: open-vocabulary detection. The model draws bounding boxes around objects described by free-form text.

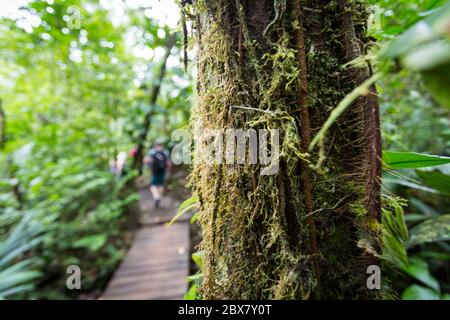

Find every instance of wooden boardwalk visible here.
[101,189,190,300]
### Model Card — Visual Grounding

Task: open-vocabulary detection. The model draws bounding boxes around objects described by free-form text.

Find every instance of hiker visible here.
[144,141,171,208]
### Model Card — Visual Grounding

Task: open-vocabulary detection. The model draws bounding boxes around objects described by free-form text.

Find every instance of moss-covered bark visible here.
[188,0,383,299]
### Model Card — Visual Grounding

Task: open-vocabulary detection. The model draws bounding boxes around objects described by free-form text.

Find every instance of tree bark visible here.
[190,0,382,299]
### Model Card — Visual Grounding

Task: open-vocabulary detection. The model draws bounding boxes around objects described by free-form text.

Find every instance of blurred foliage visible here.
[0,212,44,299]
[375,0,450,300]
[380,1,450,108]
[0,0,191,299]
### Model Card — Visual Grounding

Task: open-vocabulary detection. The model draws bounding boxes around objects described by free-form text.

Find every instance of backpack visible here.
[150,150,167,172]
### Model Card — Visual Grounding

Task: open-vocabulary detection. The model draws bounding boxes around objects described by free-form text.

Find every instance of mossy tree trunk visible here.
[189,0,382,299]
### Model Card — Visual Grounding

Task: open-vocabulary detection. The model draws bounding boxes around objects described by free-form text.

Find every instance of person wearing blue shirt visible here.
[144,142,171,208]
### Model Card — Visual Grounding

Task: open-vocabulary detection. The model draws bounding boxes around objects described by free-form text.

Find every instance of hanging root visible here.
[181,9,189,73]
[339,0,382,224]
[293,0,320,294]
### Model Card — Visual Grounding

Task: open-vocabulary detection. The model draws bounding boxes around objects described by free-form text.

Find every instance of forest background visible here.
[0,0,449,300]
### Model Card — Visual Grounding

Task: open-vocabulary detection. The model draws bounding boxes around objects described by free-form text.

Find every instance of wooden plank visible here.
[102,275,187,297]
[114,261,187,277]
[120,257,187,268]
[102,286,187,300]
[101,200,190,300]
[107,271,187,288]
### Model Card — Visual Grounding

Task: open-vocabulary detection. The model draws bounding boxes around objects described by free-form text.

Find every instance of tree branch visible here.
[293,0,320,293]
[132,33,177,173]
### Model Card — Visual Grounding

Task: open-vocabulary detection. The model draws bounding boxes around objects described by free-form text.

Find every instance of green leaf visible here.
[0,270,42,293]
[0,178,19,188]
[0,236,44,269]
[383,151,450,169]
[380,2,450,60]
[381,197,409,269]
[403,40,450,71]
[401,284,440,300]
[416,170,450,195]
[381,22,436,60]
[309,73,382,151]
[383,178,441,194]
[183,283,198,300]
[190,211,200,224]
[186,273,203,283]
[167,195,199,226]
[0,213,44,298]
[73,234,107,252]
[379,2,450,108]
[405,214,429,223]
[409,214,450,248]
[192,251,205,271]
[401,257,440,292]
[0,284,35,299]
[421,64,450,108]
